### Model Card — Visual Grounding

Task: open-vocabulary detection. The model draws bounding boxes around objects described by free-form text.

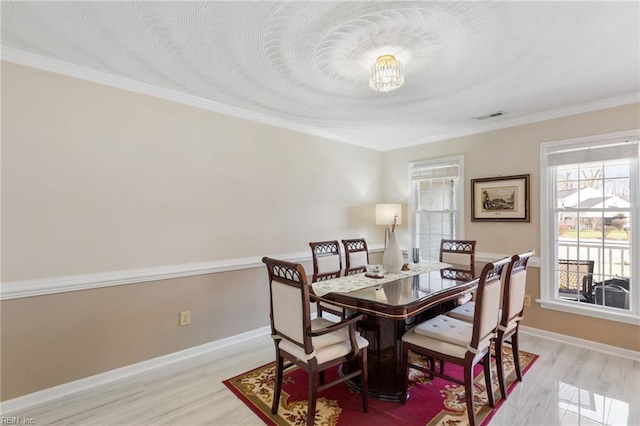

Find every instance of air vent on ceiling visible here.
[473,111,507,120]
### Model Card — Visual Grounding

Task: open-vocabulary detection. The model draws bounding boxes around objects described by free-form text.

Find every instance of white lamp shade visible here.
[375,204,402,226]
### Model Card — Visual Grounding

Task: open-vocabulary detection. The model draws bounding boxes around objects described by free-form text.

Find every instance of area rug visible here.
[223,346,538,426]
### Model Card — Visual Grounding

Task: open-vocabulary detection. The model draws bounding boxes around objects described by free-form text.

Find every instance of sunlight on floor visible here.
[558,381,629,425]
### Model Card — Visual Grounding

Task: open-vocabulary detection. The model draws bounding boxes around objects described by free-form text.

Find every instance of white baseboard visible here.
[3,323,637,414]
[520,325,640,361]
[0,326,271,414]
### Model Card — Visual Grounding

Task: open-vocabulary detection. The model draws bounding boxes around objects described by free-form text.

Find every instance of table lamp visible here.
[375,203,402,248]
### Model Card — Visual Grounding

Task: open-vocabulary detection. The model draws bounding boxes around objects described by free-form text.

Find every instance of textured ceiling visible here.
[2,1,639,151]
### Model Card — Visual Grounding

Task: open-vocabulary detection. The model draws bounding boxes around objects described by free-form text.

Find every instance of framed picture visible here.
[471,174,530,222]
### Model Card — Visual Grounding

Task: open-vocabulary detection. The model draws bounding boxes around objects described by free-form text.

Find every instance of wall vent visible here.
[473,111,507,120]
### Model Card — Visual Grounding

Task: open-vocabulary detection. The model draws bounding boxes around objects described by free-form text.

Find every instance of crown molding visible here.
[4,47,637,153]
[381,92,640,151]
[0,47,371,149]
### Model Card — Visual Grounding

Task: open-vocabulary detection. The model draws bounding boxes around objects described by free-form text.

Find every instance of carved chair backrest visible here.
[501,251,535,329]
[309,240,342,274]
[440,239,477,267]
[342,238,370,269]
[470,257,511,353]
[262,257,313,355]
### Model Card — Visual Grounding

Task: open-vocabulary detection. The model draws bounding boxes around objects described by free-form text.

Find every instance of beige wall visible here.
[1,62,383,400]
[382,102,640,352]
[2,60,639,402]
[2,62,383,282]
[1,269,267,400]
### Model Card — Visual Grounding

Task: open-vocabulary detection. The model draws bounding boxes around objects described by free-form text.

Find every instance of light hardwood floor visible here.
[7,332,640,425]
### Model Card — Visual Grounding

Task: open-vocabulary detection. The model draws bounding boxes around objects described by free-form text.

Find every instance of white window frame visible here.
[409,155,464,261]
[539,129,640,325]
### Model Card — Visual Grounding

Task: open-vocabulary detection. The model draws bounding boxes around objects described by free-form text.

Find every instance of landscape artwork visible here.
[472,174,530,222]
[481,186,517,211]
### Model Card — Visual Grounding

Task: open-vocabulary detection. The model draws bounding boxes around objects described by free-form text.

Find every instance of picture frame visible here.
[471,174,530,222]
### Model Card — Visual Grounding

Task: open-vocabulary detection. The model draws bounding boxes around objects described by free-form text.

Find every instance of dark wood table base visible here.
[317,267,477,402]
[340,313,432,402]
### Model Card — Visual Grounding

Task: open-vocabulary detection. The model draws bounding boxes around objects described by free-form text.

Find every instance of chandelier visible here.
[369,55,404,92]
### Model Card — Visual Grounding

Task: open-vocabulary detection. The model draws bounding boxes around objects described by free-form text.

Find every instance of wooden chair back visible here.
[501,251,535,329]
[440,239,476,267]
[309,240,342,274]
[342,238,370,269]
[262,257,313,356]
[470,257,511,353]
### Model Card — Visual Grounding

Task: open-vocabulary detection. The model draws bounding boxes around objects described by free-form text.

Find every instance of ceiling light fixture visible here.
[369,55,404,92]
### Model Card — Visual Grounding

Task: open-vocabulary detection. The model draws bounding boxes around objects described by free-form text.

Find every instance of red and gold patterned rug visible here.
[223,346,538,426]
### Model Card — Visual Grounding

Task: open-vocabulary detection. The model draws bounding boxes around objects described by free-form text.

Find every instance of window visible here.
[410,156,464,262]
[540,130,639,324]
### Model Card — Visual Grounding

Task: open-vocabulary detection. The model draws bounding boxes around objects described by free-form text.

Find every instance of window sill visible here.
[537,299,640,326]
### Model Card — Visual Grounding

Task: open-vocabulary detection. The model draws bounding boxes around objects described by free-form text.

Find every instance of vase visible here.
[382,232,403,274]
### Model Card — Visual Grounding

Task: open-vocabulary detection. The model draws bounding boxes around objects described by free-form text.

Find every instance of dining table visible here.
[310,262,479,403]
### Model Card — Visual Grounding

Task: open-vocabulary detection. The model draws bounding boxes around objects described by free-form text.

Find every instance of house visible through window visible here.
[540,130,639,323]
[409,156,464,262]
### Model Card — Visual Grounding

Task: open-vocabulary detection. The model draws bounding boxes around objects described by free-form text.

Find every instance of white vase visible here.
[382,232,403,274]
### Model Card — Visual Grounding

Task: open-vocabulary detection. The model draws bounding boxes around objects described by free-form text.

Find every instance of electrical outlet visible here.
[524,295,532,307]
[179,311,191,326]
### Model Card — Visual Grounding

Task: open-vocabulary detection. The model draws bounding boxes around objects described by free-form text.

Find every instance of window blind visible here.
[410,162,459,181]
[547,139,638,166]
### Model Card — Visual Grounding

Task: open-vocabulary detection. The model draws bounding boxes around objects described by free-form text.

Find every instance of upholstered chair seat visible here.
[403,318,482,361]
[448,302,502,324]
[447,301,476,322]
[278,332,369,365]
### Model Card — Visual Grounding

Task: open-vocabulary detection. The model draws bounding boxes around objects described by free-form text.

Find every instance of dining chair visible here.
[309,240,346,318]
[341,237,383,351]
[494,250,534,399]
[440,239,477,306]
[439,239,476,267]
[447,250,534,400]
[312,266,380,363]
[342,238,370,269]
[262,257,369,426]
[400,257,511,426]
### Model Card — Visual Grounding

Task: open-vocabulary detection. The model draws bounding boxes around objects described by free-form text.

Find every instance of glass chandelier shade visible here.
[369,55,404,92]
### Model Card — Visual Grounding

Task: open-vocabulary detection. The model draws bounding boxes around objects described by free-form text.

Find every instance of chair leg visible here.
[483,351,495,408]
[307,371,319,426]
[360,349,369,413]
[272,352,284,414]
[512,330,523,382]
[464,363,476,426]
[495,336,508,401]
[425,356,435,379]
